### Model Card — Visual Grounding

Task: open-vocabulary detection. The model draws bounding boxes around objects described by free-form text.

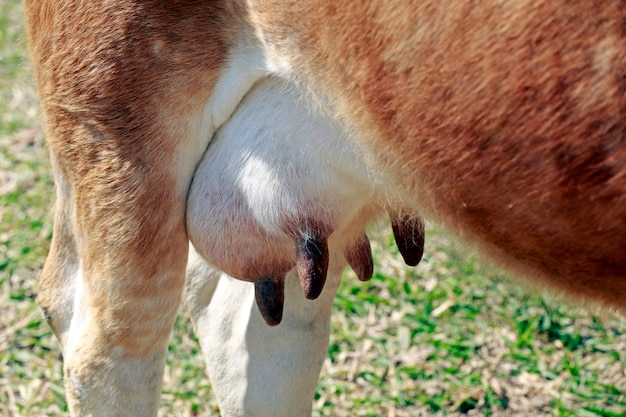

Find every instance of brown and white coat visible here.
[25,1,626,416]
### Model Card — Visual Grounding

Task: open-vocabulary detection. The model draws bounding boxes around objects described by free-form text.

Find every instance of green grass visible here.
[316,231,626,417]
[1,1,625,416]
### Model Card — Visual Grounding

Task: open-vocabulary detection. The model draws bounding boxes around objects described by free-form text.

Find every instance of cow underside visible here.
[24,1,626,416]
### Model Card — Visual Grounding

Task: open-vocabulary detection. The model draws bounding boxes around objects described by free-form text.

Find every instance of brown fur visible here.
[247,0,626,310]
[26,0,626,415]
[25,1,245,415]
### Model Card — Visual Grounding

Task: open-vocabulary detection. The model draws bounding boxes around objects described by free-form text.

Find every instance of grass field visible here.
[1,1,625,416]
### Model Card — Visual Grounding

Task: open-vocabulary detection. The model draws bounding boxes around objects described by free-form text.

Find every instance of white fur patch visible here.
[65,266,89,357]
[209,45,267,130]
[176,40,268,199]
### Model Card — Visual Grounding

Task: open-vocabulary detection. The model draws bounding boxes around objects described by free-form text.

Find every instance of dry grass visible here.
[1,1,625,416]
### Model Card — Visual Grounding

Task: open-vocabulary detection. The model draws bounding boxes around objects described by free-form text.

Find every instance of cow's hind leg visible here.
[185,246,341,417]
[25,2,239,415]
[36,87,201,415]
[39,166,189,417]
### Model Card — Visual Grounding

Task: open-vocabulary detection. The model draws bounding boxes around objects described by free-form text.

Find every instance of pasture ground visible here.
[1,1,625,415]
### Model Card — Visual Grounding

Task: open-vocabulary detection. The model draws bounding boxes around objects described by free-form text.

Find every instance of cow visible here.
[25,1,626,416]
[185,76,424,416]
